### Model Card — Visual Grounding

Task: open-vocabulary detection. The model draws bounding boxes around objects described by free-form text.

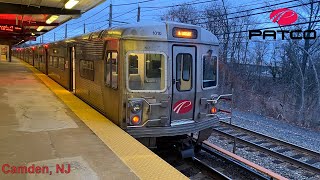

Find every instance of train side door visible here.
[69,47,76,93]
[45,49,48,75]
[171,45,196,124]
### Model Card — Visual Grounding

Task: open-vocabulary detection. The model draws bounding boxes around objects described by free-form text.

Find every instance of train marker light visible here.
[65,0,79,9]
[211,107,218,114]
[36,26,44,31]
[131,103,142,113]
[131,116,140,125]
[46,15,59,24]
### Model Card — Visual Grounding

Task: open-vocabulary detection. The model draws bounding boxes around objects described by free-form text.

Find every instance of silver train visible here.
[13,22,229,148]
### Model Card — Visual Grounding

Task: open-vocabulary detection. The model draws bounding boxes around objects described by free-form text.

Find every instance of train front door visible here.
[171,45,196,124]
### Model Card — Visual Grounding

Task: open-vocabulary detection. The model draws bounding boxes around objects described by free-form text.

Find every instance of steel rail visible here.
[193,157,232,180]
[212,123,320,174]
[199,143,270,180]
[219,121,320,158]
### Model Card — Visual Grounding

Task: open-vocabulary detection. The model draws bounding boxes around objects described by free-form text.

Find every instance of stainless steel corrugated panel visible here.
[77,40,104,59]
[75,59,105,112]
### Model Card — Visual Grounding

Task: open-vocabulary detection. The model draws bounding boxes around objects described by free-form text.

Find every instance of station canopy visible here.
[0,0,105,45]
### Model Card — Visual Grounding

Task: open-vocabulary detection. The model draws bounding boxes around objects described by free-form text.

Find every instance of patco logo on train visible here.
[1,163,71,175]
[173,100,193,114]
[249,8,316,40]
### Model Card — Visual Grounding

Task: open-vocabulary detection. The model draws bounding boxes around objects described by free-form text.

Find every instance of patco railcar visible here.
[14,22,228,148]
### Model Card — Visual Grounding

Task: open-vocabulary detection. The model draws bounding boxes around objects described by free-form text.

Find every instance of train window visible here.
[59,57,65,70]
[53,57,58,68]
[80,60,94,81]
[39,55,43,63]
[129,55,138,74]
[111,52,118,89]
[202,52,218,88]
[105,55,111,86]
[176,53,192,91]
[127,52,166,92]
[105,51,118,89]
[49,56,53,66]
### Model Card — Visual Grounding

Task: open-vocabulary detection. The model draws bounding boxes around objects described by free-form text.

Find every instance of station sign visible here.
[0,24,22,33]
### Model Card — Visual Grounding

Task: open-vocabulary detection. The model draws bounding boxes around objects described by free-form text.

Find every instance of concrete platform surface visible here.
[0,58,177,180]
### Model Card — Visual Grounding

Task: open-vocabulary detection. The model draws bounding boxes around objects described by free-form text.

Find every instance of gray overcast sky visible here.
[36,0,300,44]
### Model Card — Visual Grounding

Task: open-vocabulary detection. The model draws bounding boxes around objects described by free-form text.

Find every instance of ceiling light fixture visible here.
[65,0,79,9]
[46,15,59,24]
[37,26,44,31]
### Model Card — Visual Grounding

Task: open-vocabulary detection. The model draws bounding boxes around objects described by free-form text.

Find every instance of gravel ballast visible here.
[227,110,320,152]
[208,110,320,179]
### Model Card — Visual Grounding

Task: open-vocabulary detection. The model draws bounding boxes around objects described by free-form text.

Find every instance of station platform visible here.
[0,57,187,180]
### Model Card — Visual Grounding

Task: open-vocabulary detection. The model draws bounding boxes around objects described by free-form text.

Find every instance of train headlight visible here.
[128,100,143,125]
[211,107,218,114]
[131,115,141,125]
[130,102,142,113]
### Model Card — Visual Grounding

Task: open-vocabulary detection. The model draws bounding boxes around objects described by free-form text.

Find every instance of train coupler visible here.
[180,138,195,159]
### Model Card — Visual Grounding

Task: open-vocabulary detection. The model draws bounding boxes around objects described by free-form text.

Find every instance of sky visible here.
[28,0,302,44]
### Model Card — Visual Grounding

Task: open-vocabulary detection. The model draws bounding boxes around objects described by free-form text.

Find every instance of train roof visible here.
[17,21,219,48]
[73,21,219,45]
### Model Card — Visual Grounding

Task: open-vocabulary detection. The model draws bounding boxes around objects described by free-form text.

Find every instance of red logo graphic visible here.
[270,8,298,26]
[173,100,192,114]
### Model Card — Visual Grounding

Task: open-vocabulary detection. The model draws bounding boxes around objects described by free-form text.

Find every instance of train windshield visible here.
[127,52,166,92]
[202,54,218,88]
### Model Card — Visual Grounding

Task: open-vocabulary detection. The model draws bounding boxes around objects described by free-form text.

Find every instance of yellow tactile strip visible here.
[21,61,187,180]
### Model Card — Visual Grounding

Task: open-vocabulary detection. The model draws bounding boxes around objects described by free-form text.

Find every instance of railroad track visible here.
[156,147,232,179]
[156,137,268,179]
[192,157,232,180]
[212,121,320,175]
[197,143,271,180]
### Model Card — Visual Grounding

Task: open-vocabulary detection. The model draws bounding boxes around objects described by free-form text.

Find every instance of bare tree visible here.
[161,3,199,24]
[160,0,320,127]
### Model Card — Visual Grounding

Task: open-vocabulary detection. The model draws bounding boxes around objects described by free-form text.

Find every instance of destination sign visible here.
[0,24,22,33]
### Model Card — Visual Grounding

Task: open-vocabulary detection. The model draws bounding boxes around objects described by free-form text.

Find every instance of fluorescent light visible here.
[65,0,79,9]
[46,15,59,24]
[37,26,44,31]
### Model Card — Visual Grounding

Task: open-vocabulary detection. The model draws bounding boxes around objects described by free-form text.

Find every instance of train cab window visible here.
[202,51,218,88]
[176,53,192,91]
[146,54,162,78]
[127,52,166,92]
[105,51,118,89]
[53,57,58,68]
[80,60,94,81]
[59,57,65,70]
